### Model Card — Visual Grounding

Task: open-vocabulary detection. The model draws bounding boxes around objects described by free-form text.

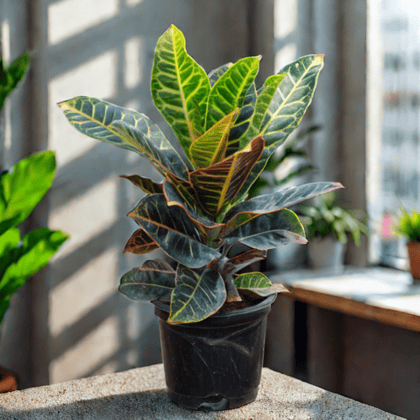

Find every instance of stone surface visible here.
[0,364,404,419]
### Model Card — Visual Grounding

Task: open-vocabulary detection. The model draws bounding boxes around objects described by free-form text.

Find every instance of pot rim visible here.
[153,293,277,326]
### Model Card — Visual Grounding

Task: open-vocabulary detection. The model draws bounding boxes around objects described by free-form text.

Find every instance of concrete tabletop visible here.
[0,364,404,419]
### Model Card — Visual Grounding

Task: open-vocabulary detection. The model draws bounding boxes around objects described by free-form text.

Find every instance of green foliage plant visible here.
[302,192,368,246]
[59,25,343,324]
[395,206,420,243]
[0,151,69,324]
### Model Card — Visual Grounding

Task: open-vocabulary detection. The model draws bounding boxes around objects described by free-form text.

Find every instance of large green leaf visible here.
[205,56,260,131]
[189,110,238,169]
[168,266,226,324]
[238,74,285,149]
[236,55,324,197]
[224,209,306,250]
[0,151,56,236]
[108,120,189,181]
[118,260,175,301]
[190,136,264,219]
[208,63,233,87]
[123,228,159,255]
[128,194,221,267]
[151,25,210,159]
[0,228,69,301]
[225,182,344,231]
[120,175,163,195]
[221,249,267,278]
[0,228,21,280]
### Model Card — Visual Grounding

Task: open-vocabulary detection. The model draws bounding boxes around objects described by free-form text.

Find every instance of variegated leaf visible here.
[119,260,175,301]
[123,228,159,255]
[227,83,257,156]
[108,120,189,181]
[128,194,221,267]
[120,175,164,195]
[151,25,210,159]
[189,110,239,169]
[208,62,233,87]
[190,136,264,219]
[163,179,225,246]
[221,249,267,277]
[235,271,289,298]
[224,208,307,250]
[238,74,285,149]
[168,266,226,324]
[225,182,344,232]
[236,55,324,197]
[234,272,272,288]
[205,56,260,130]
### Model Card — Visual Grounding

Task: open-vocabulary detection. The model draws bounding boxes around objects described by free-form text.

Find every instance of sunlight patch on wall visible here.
[49,50,117,166]
[274,0,297,39]
[49,247,118,337]
[48,0,119,45]
[126,0,144,7]
[50,316,120,383]
[124,36,143,89]
[275,44,297,73]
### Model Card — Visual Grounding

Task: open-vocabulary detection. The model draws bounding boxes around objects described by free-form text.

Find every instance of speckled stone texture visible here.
[0,364,404,419]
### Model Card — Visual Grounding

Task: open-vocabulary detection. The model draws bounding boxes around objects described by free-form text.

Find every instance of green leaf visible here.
[163,179,225,245]
[208,63,233,87]
[205,56,260,131]
[0,228,21,280]
[236,55,324,197]
[0,151,56,236]
[238,74,285,149]
[168,266,226,324]
[225,182,344,231]
[118,260,175,301]
[108,120,189,181]
[189,110,239,169]
[7,51,30,92]
[222,249,267,277]
[151,25,210,159]
[227,83,257,156]
[120,175,163,195]
[234,272,272,288]
[128,194,221,267]
[190,136,264,218]
[123,228,159,255]
[224,209,307,250]
[235,272,288,298]
[0,228,69,300]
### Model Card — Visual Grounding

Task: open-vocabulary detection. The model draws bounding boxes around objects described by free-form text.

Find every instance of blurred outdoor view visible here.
[0,0,418,404]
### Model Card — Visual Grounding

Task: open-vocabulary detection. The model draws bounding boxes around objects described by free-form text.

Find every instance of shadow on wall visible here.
[0,0,255,386]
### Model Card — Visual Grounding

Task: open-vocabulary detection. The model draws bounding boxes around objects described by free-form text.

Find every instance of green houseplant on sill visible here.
[301,192,368,268]
[395,206,420,280]
[59,25,342,411]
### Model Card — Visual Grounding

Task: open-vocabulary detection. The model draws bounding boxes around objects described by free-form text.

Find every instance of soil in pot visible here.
[154,293,276,411]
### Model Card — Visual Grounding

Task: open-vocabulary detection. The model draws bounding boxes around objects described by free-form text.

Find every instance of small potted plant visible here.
[301,192,368,268]
[59,25,342,410]
[395,206,420,280]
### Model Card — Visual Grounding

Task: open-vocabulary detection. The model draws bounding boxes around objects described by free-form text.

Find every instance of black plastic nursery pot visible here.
[153,293,276,411]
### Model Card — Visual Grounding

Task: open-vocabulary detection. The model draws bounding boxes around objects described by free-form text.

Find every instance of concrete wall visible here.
[0,0,275,387]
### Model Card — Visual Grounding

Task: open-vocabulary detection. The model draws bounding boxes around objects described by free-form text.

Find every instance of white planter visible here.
[308,237,345,268]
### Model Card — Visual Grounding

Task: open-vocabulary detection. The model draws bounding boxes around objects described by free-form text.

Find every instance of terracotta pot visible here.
[407,242,420,279]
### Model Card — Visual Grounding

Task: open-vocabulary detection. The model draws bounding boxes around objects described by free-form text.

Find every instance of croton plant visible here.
[59,25,342,324]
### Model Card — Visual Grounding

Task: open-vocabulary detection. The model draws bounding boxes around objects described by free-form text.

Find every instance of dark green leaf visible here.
[119,260,175,301]
[7,51,30,91]
[128,194,221,267]
[168,266,226,324]
[120,175,163,195]
[208,63,233,87]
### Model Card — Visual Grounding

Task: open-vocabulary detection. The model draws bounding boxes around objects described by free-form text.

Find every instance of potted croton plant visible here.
[59,25,342,411]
